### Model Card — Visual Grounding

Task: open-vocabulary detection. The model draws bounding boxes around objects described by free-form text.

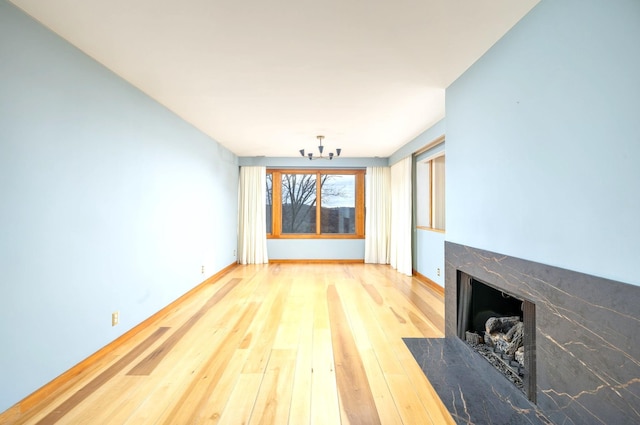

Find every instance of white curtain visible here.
[237,166,269,264]
[364,166,391,264]
[389,156,412,275]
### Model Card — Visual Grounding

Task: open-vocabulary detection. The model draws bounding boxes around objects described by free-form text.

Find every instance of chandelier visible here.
[299,135,341,160]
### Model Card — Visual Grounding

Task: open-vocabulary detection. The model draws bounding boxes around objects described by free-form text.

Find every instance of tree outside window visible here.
[321,174,355,234]
[266,169,364,238]
[266,173,273,234]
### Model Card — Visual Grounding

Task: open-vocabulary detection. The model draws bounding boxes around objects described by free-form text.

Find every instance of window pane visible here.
[432,155,445,230]
[416,160,431,228]
[266,173,272,234]
[321,174,355,234]
[265,168,365,239]
[281,173,316,234]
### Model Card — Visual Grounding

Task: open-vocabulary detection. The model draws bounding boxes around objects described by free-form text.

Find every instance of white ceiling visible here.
[10,0,539,158]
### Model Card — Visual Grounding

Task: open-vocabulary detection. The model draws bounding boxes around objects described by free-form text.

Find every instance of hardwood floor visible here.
[7,263,454,425]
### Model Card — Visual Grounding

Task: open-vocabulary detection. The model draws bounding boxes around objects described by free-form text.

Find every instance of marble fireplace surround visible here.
[444,242,640,424]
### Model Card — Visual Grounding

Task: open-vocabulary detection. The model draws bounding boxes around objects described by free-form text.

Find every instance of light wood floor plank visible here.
[386,374,436,425]
[248,349,297,425]
[242,279,291,374]
[310,274,341,425]
[6,264,453,425]
[215,373,262,425]
[360,350,403,425]
[192,346,251,425]
[287,280,316,425]
[337,282,404,376]
[336,277,440,424]
[33,327,169,425]
[156,302,262,424]
[327,284,381,425]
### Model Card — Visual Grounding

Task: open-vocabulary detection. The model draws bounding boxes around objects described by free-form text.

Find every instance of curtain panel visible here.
[389,156,412,275]
[237,166,269,264]
[364,166,391,264]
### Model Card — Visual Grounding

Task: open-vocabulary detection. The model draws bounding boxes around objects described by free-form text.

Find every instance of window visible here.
[266,169,365,238]
[416,153,445,231]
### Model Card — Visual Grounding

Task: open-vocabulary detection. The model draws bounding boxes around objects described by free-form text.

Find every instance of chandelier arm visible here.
[298,135,341,159]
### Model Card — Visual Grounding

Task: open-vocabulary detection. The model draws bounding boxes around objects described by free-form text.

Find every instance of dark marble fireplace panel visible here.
[445,242,640,424]
[404,337,551,425]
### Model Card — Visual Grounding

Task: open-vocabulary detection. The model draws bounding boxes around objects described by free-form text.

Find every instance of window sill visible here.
[267,234,365,240]
[416,226,445,234]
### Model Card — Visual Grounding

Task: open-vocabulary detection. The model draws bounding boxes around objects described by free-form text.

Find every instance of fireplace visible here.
[405,243,640,424]
[456,272,536,402]
[443,242,640,424]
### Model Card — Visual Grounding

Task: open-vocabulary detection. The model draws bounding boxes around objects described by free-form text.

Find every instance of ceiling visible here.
[10,0,539,158]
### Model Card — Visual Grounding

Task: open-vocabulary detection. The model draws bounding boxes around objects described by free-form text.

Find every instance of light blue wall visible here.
[446,0,640,285]
[412,138,446,287]
[268,239,365,260]
[239,156,387,168]
[415,230,445,285]
[384,120,447,285]
[0,2,238,412]
[389,119,445,166]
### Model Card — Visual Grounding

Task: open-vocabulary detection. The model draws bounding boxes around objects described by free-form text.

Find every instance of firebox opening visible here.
[468,279,522,334]
[457,272,537,403]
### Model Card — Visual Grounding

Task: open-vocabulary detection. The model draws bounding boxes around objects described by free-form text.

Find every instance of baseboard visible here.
[268,259,365,264]
[1,262,238,420]
[413,269,445,297]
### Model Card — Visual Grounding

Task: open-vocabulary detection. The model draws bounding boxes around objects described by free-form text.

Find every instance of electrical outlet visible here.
[112,311,119,326]
[201,265,205,274]
[437,268,441,277]
[233,249,236,257]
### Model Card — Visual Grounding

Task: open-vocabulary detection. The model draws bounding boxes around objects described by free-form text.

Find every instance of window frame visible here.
[267,168,365,239]
[416,151,445,233]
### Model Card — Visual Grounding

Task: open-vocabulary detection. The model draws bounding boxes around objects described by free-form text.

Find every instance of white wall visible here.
[0,2,238,411]
[446,0,640,285]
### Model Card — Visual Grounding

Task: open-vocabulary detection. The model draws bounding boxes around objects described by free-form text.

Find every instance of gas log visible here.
[465,315,526,392]
[484,316,524,357]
